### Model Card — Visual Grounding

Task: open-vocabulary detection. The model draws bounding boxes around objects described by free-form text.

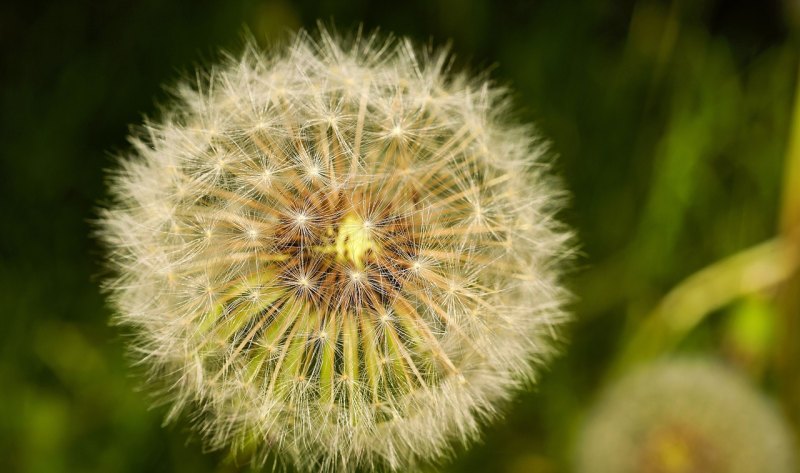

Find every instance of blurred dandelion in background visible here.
[576,359,797,473]
[97,27,572,472]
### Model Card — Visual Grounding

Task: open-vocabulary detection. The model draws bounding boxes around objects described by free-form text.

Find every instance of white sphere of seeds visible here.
[99,27,572,472]
[577,359,797,473]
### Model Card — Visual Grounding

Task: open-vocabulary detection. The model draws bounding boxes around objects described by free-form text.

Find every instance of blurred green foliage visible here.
[0,0,797,472]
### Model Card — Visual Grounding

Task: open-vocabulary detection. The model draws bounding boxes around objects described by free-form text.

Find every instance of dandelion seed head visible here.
[577,360,797,473]
[99,26,572,472]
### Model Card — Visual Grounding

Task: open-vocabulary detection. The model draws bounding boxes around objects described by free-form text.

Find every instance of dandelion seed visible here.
[99,26,572,472]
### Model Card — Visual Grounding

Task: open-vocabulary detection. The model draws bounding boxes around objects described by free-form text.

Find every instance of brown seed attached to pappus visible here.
[98,26,573,472]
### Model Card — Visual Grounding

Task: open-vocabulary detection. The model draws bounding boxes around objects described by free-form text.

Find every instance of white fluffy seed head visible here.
[99,27,572,472]
[577,359,797,473]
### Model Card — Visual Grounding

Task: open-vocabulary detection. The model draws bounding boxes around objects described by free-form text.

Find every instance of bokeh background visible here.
[1,0,798,472]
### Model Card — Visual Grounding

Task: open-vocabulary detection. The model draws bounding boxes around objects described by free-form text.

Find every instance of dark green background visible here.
[1,0,798,472]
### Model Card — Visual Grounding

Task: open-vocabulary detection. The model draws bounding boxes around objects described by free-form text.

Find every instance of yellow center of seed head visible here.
[335,213,379,269]
[650,429,698,473]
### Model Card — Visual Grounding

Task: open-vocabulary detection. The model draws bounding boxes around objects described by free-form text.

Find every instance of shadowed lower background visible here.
[0,0,798,472]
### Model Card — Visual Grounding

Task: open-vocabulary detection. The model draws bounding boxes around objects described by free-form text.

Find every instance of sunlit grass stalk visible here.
[611,238,798,375]
[775,59,800,434]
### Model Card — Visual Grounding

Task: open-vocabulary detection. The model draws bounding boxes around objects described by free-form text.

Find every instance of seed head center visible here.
[334,213,379,269]
[642,424,716,473]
